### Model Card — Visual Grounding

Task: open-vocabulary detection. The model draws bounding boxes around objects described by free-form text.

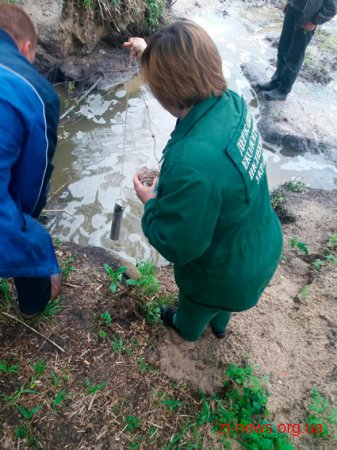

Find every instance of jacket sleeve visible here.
[311,0,337,24]
[142,161,221,266]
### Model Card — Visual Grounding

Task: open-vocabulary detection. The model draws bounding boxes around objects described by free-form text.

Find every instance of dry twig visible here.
[1,312,65,352]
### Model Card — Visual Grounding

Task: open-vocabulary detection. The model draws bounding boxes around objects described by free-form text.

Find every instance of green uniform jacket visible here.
[142,90,283,311]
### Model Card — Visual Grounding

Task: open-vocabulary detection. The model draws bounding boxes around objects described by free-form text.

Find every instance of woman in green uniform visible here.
[124,20,283,342]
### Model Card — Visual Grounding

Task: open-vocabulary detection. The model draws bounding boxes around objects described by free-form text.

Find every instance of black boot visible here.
[160,306,183,337]
[210,326,226,339]
[264,87,288,101]
[256,80,279,92]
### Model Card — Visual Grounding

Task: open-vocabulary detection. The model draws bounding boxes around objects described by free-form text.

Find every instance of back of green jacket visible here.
[142,90,283,311]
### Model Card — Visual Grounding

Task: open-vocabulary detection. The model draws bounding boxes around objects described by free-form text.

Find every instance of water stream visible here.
[48,6,337,264]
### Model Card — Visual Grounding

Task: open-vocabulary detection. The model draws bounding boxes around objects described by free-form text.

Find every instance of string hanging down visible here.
[109,57,131,241]
[110,55,160,241]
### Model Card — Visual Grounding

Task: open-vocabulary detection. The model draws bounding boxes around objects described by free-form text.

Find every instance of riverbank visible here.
[1,185,337,449]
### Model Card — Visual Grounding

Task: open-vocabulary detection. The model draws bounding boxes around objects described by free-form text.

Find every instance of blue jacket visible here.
[0,29,60,278]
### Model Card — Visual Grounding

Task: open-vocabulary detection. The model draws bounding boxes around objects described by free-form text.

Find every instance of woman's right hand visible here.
[123,37,147,59]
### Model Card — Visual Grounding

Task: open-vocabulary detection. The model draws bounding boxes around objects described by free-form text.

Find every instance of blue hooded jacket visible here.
[0,29,60,278]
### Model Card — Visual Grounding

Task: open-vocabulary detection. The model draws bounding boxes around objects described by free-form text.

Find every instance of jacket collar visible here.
[0,28,18,49]
[170,95,223,142]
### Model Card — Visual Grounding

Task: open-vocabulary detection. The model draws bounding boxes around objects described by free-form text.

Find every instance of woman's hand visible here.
[123,37,147,60]
[133,174,157,204]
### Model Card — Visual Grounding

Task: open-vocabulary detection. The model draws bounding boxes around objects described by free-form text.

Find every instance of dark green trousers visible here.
[173,293,232,342]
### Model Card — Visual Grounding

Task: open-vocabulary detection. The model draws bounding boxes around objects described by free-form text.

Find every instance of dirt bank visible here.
[1,186,336,449]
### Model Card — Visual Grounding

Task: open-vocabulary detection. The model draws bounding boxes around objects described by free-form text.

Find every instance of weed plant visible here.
[289,237,309,255]
[126,261,160,296]
[196,363,294,449]
[0,360,20,374]
[306,388,337,440]
[104,263,127,293]
[61,255,77,281]
[140,293,175,325]
[126,260,176,325]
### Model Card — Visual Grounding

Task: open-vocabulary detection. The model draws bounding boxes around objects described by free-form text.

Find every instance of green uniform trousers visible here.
[173,293,232,342]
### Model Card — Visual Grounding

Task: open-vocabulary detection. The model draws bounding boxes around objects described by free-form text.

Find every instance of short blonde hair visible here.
[0,4,37,48]
[141,19,227,109]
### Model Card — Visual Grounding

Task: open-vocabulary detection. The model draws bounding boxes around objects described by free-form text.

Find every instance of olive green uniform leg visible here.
[173,293,232,341]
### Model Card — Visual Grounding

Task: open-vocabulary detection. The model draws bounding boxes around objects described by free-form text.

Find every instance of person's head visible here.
[141,19,227,116]
[0,3,37,63]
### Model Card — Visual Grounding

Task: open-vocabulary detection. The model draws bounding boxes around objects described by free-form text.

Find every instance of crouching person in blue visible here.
[0,4,62,319]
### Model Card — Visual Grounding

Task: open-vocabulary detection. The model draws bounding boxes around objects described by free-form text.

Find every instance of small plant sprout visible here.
[98,312,112,339]
[111,335,123,354]
[61,255,77,281]
[15,425,28,439]
[162,398,185,412]
[98,329,108,340]
[53,237,62,248]
[100,311,112,327]
[125,415,141,432]
[30,359,47,385]
[3,385,38,406]
[104,263,127,293]
[298,285,310,304]
[328,233,337,247]
[50,369,69,387]
[139,357,150,373]
[289,237,309,255]
[313,258,324,271]
[326,254,337,265]
[84,378,108,395]
[16,404,42,420]
[51,389,71,411]
[0,360,20,374]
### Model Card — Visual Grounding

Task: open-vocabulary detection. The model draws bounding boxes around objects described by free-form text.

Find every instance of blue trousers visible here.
[272,5,315,94]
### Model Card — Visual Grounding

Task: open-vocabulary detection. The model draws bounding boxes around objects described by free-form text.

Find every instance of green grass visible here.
[0,360,20,374]
[37,296,64,321]
[84,378,108,395]
[289,237,309,255]
[61,255,77,281]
